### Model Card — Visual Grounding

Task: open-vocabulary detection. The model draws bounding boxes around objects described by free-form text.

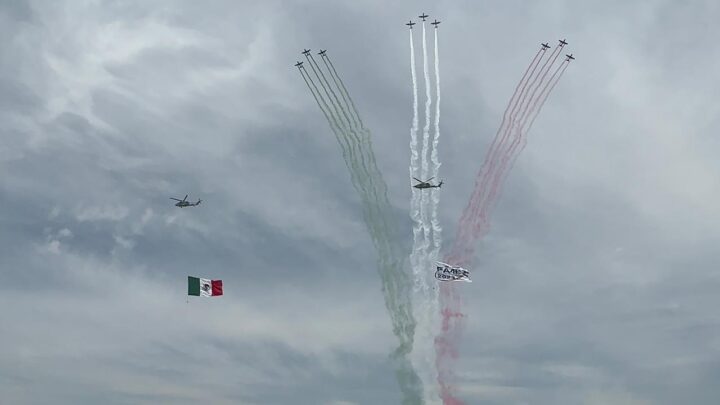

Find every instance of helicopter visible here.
[170,195,202,208]
[413,177,443,189]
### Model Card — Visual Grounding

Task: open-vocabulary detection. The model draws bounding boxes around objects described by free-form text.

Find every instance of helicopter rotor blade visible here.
[413,177,422,183]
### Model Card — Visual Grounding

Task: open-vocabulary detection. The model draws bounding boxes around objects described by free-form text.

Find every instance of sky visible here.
[2,0,720,404]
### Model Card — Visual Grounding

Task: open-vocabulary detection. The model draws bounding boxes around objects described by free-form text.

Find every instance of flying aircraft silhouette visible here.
[170,195,202,208]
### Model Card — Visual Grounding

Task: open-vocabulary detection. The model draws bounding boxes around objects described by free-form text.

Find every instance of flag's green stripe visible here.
[188,276,200,296]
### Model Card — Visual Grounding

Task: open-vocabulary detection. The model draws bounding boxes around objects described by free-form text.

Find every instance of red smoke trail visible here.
[482,61,569,221]
[522,61,569,132]
[473,49,566,243]
[474,49,545,189]
[435,282,465,405]
[435,45,570,405]
[448,48,546,267]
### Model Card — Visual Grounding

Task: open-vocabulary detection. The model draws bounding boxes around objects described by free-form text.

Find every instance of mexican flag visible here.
[188,276,223,297]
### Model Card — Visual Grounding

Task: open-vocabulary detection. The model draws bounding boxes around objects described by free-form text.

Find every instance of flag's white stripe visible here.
[200,278,212,297]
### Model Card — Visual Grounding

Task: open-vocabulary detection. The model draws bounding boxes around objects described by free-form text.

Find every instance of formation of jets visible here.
[293,21,575,283]
[407,14,441,28]
[540,40,576,61]
[295,49,331,68]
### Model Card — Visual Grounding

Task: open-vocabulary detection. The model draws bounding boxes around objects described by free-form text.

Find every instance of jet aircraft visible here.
[171,195,202,208]
[406,20,416,28]
[431,19,441,27]
[419,13,429,21]
[413,177,443,189]
[565,53,575,61]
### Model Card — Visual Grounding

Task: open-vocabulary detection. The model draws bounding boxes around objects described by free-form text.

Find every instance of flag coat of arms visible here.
[188,276,223,297]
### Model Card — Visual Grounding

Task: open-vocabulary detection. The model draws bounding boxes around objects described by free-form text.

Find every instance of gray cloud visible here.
[2,0,720,404]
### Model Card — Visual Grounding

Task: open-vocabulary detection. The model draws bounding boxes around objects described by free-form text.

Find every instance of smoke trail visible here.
[420,20,433,293]
[299,55,424,405]
[482,61,570,218]
[456,48,544,247]
[477,51,567,233]
[430,27,442,258]
[409,27,423,293]
[435,44,571,404]
[409,21,444,404]
[408,20,433,402]
[525,62,569,131]
[512,45,564,137]
[426,26,443,403]
[447,46,545,273]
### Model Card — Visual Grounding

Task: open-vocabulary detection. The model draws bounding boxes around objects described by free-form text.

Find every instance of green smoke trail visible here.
[299,55,424,404]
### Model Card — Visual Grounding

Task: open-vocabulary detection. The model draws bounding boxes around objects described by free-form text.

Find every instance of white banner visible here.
[435,263,472,282]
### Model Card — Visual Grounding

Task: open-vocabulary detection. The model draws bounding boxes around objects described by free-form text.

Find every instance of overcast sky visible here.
[3,0,720,404]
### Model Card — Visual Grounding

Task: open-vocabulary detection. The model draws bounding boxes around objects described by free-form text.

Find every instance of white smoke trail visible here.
[429,28,442,265]
[420,21,433,272]
[421,25,443,404]
[409,28,424,293]
[418,20,432,300]
[410,20,442,404]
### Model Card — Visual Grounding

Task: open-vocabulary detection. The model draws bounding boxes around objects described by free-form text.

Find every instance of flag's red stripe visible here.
[211,280,223,296]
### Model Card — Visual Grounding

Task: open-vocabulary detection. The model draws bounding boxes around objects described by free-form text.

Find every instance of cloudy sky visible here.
[3,0,720,404]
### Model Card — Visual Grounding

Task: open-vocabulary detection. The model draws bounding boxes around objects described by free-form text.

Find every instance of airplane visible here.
[541,42,550,50]
[435,261,472,282]
[419,13,429,21]
[170,194,202,208]
[431,19,441,27]
[413,177,443,189]
[406,20,416,28]
[565,53,575,61]
[318,49,327,56]
[294,61,304,67]
[559,38,568,46]
[302,48,311,55]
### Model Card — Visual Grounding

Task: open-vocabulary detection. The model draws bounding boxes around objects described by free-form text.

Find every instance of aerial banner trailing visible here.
[434,263,471,283]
